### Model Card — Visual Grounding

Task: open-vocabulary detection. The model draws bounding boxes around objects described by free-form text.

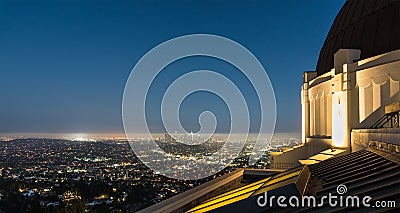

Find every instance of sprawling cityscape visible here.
[0,134,301,212]
[2,0,400,212]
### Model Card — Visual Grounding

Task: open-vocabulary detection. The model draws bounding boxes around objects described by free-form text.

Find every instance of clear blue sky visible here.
[0,0,345,135]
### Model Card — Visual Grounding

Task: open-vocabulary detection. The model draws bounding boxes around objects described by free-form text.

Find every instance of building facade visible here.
[272,0,400,169]
[302,48,400,150]
[302,0,400,152]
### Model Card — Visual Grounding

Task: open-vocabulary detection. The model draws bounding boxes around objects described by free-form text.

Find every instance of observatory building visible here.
[271,0,400,169]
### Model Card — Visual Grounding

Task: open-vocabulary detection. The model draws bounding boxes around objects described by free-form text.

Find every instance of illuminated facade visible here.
[302,0,400,151]
[271,0,400,169]
[302,48,400,149]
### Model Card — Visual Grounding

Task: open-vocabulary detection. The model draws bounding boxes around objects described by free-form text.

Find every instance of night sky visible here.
[0,0,345,135]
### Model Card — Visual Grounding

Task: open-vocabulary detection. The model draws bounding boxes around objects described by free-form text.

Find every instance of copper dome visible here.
[316,0,400,75]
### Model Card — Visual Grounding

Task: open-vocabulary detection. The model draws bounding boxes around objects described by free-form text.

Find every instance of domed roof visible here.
[316,0,400,75]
